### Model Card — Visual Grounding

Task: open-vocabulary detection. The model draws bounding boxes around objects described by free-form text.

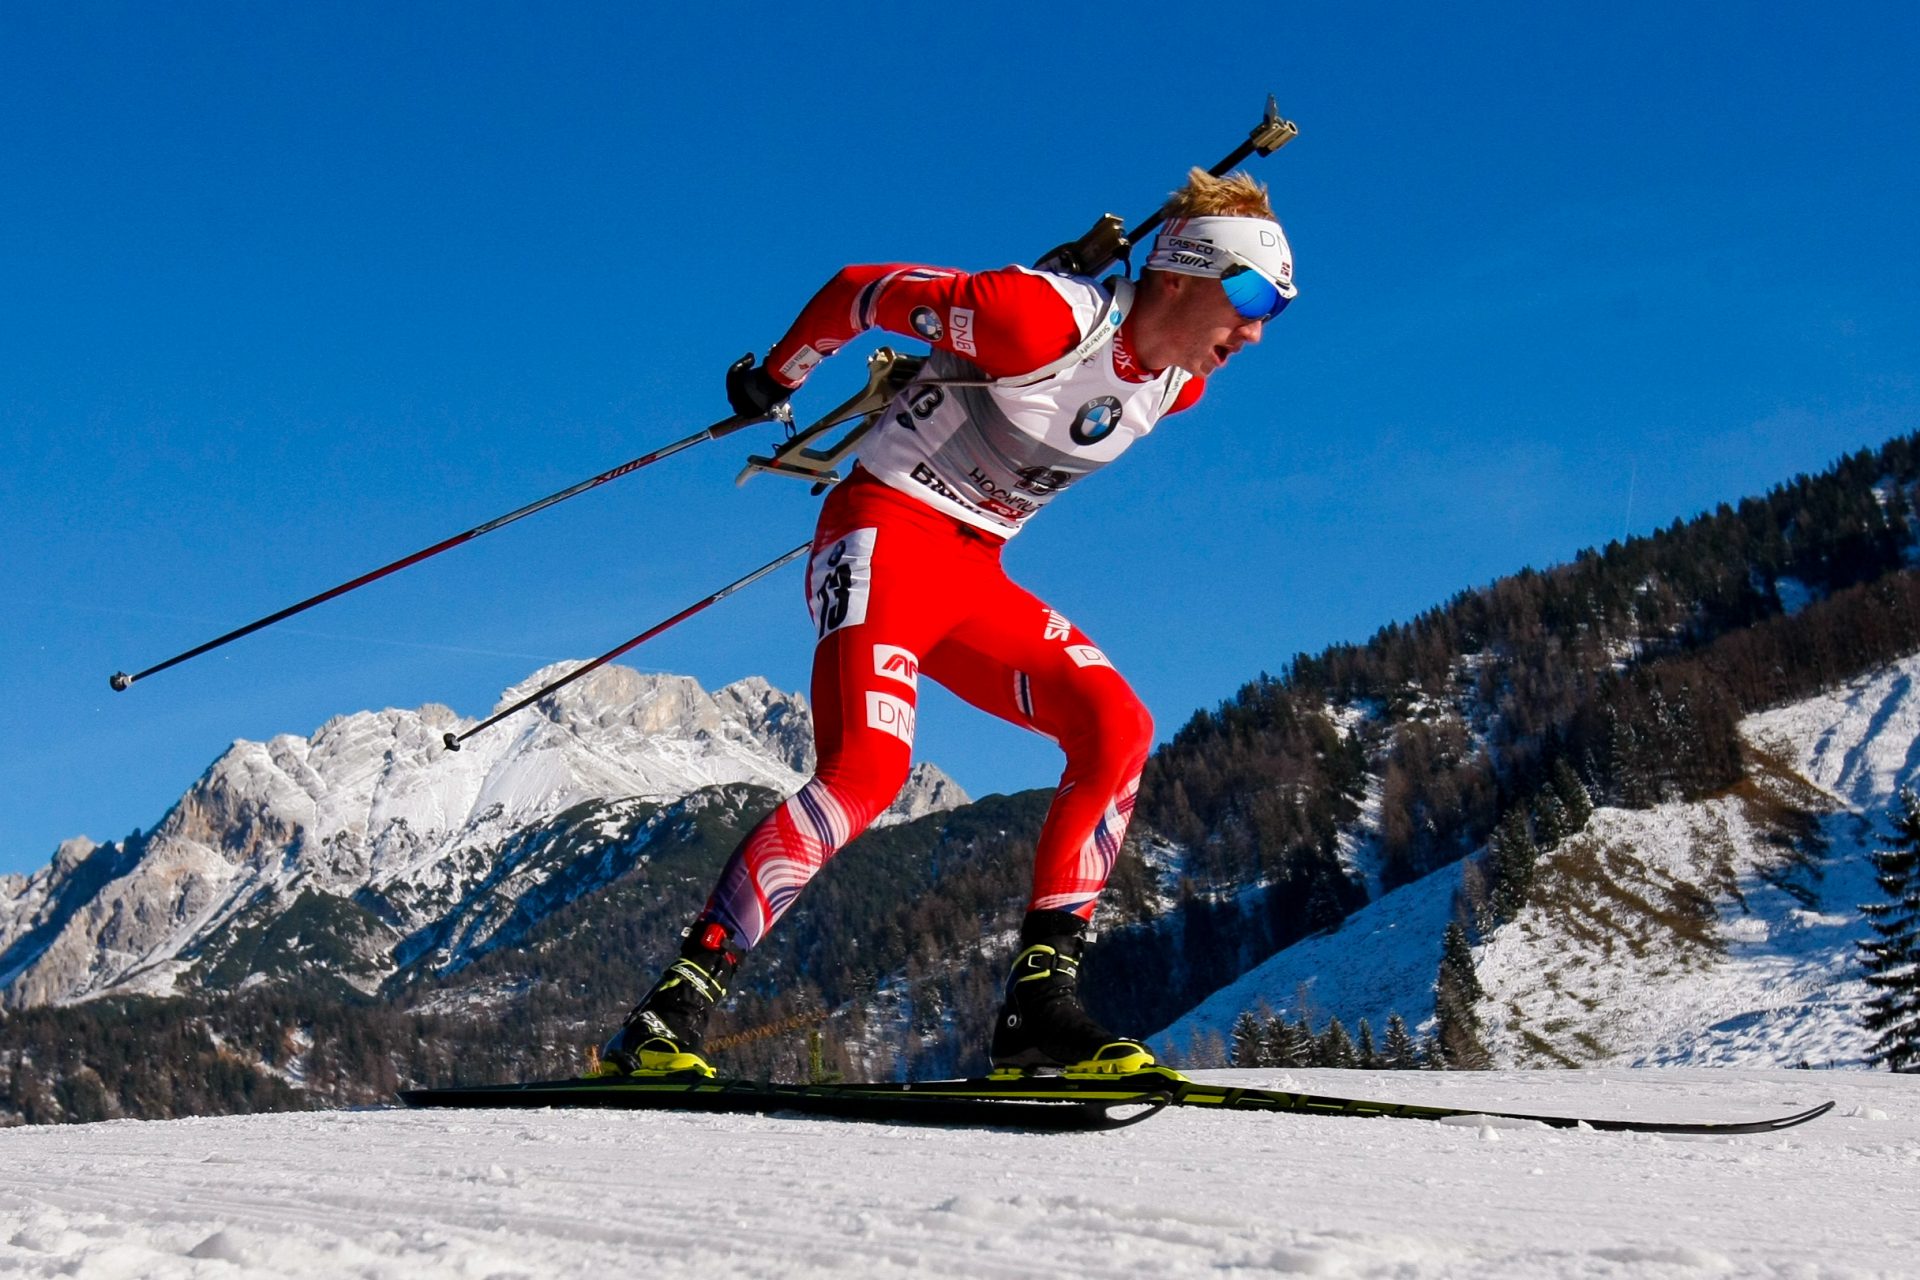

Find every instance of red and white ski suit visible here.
[704,263,1205,949]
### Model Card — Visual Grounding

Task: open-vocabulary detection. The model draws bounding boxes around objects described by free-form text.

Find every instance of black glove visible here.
[726,352,792,418]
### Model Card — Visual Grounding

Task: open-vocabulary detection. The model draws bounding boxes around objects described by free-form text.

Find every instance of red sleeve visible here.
[763,264,1083,387]
[1165,374,1206,415]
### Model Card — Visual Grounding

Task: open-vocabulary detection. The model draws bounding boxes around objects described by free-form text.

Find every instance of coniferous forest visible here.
[8,432,1920,1122]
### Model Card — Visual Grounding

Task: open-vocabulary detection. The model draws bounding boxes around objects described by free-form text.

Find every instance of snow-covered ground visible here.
[0,1068,1910,1279]
[1152,864,1465,1058]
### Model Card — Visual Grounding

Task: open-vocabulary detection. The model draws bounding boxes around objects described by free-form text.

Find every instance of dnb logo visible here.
[1066,644,1113,670]
[909,306,944,342]
[865,691,916,745]
[1069,396,1124,446]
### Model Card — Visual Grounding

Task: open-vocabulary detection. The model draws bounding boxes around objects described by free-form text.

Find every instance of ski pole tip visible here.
[442,732,462,752]
[109,672,133,692]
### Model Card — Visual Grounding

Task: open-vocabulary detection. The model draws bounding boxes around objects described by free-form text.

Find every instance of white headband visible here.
[1146,215,1296,295]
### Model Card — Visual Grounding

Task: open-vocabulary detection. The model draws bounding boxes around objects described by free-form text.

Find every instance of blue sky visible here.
[4,3,1917,875]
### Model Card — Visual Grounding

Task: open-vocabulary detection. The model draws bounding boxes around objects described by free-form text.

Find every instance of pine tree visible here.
[1319,1016,1357,1068]
[1458,855,1494,934]
[1382,1013,1419,1069]
[1230,1011,1267,1068]
[1607,706,1651,807]
[1531,788,1570,848]
[1553,758,1594,830]
[1258,1014,1289,1067]
[1433,922,1492,1068]
[1269,1013,1315,1068]
[1859,790,1920,1071]
[1488,809,1537,925]
[1355,1018,1379,1069]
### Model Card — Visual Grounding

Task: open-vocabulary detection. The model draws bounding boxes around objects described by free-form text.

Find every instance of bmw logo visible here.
[910,306,944,342]
[1070,396,1123,446]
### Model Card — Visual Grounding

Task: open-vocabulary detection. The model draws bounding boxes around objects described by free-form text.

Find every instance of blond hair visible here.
[1163,167,1274,219]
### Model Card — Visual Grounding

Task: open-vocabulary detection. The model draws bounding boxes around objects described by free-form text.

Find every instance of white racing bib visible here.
[857,269,1185,538]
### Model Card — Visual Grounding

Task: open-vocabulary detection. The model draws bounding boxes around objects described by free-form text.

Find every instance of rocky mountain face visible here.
[0,665,965,1009]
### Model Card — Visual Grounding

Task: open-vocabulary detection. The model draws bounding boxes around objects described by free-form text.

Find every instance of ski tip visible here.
[1784,1100,1837,1126]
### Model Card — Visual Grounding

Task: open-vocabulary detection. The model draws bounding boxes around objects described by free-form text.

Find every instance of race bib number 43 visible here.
[808,528,878,640]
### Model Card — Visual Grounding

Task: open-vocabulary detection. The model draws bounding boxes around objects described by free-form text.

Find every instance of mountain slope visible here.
[1155,652,1920,1068]
[0,666,965,1009]
[1479,653,1917,1068]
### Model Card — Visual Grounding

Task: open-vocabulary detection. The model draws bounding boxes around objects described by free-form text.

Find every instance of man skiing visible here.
[598,168,1295,1079]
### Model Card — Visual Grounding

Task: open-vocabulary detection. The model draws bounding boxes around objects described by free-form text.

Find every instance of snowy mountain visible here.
[1154,652,1920,1069]
[0,664,966,1009]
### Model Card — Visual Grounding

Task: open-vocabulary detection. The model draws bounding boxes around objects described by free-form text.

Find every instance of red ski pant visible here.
[702,470,1153,950]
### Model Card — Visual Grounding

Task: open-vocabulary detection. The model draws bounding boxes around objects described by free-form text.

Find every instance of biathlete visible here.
[598,168,1296,1078]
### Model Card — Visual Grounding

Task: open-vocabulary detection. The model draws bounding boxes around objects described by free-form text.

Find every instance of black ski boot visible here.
[594,921,740,1078]
[989,911,1155,1076]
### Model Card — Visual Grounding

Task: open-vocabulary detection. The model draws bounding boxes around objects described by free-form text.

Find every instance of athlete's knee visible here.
[1098,682,1153,755]
[812,753,915,827]
[1116,692,1154,760]
[1066,684,1154,774]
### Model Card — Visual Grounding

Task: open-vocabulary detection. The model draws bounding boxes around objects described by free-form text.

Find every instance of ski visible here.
[400,1068,1833,1136]
[785,1070,1834,1135]
[398,1073,1171,1132]
[1130,1071,1836,1135]
[1213,1087,1836,1134]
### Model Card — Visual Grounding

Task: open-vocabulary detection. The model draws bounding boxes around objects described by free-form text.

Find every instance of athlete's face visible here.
[1136,272,1264,376]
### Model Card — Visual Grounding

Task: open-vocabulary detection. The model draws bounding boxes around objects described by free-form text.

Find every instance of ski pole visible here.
[440,541,812,751]
[109,406,788,692]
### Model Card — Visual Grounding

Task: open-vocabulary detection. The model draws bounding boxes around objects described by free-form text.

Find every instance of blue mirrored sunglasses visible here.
[1220,263,1294,322]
